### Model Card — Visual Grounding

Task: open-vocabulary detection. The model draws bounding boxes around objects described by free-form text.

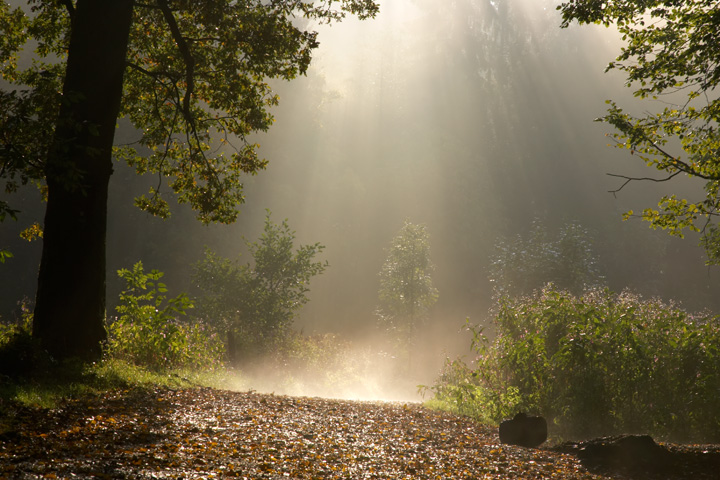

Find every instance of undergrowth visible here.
[425,285,720,443]
[107,261,225,371]
[0,320,230,412]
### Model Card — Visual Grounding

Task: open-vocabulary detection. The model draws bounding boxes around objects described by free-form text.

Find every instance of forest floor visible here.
[0,387,718,479]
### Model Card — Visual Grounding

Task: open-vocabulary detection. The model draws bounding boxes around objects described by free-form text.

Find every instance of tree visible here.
[193,211,328,363]
[489,220,605,297]
[558,0,720,264]
[376,221,438,349]
[0,0,377,360]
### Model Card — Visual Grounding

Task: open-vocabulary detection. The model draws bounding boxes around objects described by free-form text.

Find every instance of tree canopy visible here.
[1,0,378,223]
[0,0,377,359]
[558,0,720,264]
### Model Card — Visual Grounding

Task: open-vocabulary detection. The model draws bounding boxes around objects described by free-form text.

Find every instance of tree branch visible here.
[155,0,226,205]
[607,171,682,197]
[157,0,195,122]
[622,119,720,182]
[125,61,176,88]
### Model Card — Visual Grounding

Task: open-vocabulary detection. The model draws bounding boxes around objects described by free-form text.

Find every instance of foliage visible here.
[108,261,224,371]
[422,354,524,427]
[376,221,438,346]
[427,286,720,442]
[193,212,328,361]
[0,203,18,264]
[489,220,605,296]
[0,0,377,361]
[699,224,720,265]
[0,303,231,410]
[558,0,720,264]
[0,0,58,210]
[0,309,199,408]
[0,302,52,379]
[0,0,379,223]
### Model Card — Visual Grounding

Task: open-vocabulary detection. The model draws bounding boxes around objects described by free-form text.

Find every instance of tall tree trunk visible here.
[33,0,134,361]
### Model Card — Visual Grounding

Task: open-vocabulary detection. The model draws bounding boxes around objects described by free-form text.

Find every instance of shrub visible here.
[424,356,523,425]
[427,286,720,442]
[107,262,224,371]
[193,211,328,364]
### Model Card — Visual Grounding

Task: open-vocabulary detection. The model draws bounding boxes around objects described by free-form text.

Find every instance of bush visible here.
[193,212,328,364]
[426,286,720,442]
[424,357,523,425]
[107,262,224,371]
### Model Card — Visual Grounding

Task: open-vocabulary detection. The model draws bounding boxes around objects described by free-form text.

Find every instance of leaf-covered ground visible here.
[0,388,717,479]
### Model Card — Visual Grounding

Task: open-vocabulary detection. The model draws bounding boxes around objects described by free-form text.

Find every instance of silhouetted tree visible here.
[0,0,377,360]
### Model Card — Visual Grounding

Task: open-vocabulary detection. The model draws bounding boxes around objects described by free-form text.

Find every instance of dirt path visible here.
[0,388,715,479]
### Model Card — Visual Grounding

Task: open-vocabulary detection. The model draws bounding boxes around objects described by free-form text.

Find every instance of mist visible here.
[233,0,718,327]
[3,0,719,401]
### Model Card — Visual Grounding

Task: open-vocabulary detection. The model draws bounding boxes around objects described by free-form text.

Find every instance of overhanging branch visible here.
[607,171,682,197]
[157,0,195,122]
[609,109,720,182]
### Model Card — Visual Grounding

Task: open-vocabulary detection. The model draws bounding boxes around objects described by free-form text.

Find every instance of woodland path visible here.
[0,387,717,479]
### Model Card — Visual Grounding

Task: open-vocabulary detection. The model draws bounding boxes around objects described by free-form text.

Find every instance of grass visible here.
[0,321,241,446]
[0,324,233,412]
[0,359,234,445]
[1,358,232,408]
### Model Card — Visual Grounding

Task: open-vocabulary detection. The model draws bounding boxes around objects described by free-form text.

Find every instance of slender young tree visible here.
[0,0,377,360]
[376,221,438,349]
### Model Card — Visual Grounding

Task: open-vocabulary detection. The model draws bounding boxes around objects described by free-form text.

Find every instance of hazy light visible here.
[199,0,719,401]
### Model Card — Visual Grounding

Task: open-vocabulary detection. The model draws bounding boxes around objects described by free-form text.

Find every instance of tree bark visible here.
[33,0,134,361]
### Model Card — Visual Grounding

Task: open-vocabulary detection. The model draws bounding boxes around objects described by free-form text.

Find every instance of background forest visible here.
[2,0,720,438]
[4,0,718,326]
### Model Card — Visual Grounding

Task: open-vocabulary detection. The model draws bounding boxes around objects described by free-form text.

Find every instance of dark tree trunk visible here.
[33,0,134,361]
